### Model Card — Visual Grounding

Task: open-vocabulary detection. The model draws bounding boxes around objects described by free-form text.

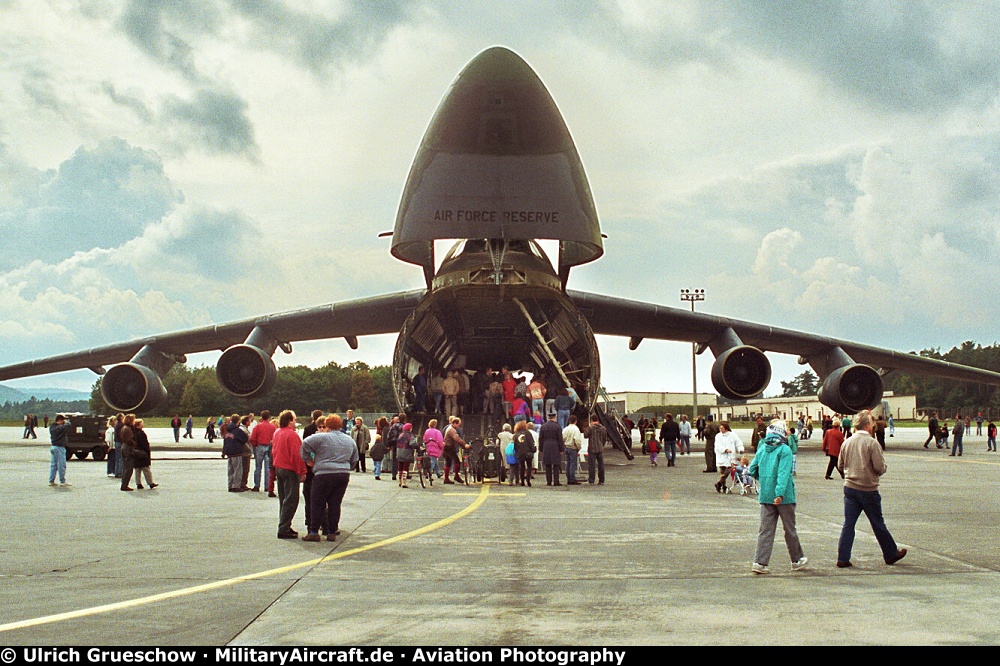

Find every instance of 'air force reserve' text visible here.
[432,210,561,224]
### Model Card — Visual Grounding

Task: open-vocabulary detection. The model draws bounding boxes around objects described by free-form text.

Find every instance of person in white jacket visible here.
[714,421,745,493]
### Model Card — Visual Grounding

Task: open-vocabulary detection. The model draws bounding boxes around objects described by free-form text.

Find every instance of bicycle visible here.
[415,445,433,488]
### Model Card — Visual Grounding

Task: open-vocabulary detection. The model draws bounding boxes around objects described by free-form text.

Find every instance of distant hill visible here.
[0,384,90,403]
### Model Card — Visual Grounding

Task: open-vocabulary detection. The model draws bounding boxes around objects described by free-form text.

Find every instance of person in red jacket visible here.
[822,421,845,480]
[250,410,277,493]
[271,410,307,539]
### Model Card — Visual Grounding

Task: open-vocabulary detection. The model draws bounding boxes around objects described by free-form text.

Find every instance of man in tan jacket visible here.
[836,410,907,568]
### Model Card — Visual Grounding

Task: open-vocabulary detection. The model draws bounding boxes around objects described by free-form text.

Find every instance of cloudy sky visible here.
[2,0,999,399]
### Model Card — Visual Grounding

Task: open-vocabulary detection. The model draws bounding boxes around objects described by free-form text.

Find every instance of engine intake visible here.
[100,344,181,413]
[216,344,278,399]
[711,345,772,400]
[101,363,168,413]
[818,364,883,414]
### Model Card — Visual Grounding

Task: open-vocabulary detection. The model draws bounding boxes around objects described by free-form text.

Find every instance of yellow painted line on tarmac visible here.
[0,483,491,634]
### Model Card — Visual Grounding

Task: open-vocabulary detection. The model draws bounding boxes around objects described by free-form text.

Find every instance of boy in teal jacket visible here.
[748,420,808,574]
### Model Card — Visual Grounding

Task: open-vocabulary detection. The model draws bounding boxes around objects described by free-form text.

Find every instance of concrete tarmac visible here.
[1,426,998,646]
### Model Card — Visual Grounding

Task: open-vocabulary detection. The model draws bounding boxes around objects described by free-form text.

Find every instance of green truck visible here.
[62,413,110,460]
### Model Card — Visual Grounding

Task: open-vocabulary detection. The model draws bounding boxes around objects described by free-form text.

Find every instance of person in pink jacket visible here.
[422,418,444,479]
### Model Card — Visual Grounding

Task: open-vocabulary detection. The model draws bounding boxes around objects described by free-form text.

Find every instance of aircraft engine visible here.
[818,364,883,415]
[102,363,168,413]
[216,344,277,399]
[100,344,183,413]
[711,345,772,400]
[215,327,284,399]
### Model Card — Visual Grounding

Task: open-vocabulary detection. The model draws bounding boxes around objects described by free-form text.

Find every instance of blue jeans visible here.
[106,446,118,476]
[662,439,677,464]
[114,440,123,477]
[557,410,570,429]
[532,399,544,418]
[373,460,383,478]
[49,446,67,484]
[253,445,271,489]
[565,449,579,482]
[837,487,899,564]
[951,435,963,456]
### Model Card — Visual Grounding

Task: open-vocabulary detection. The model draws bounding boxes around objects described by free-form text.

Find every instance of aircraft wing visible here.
[570,290,1000,410]
[0,289,426,382]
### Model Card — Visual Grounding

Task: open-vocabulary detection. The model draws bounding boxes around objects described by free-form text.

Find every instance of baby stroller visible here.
[729,465,757,496]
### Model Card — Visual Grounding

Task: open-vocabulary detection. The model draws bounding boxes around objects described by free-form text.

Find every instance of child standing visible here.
[648,435,660,466]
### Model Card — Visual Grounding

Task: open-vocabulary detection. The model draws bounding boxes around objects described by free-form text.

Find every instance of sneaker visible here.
[751,563,770,575]
[791,557,809,571]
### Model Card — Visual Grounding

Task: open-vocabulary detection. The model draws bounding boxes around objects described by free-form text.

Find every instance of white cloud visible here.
[3,0,1000,398]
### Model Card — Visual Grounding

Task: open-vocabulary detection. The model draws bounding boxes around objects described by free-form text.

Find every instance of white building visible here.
[710,392,917,422]
[601,390,917,422]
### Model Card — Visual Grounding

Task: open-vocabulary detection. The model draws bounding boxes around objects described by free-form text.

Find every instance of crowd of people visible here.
[205,407,613,540]
[38,401,988,570]
[920,411,995,455]
[101,413,159,491]
[407,365,583,429]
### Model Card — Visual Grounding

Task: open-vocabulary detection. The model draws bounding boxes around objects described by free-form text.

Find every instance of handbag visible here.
[396,446,414,464]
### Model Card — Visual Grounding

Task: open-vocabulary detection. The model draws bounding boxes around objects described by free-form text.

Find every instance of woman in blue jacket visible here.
[748,420,808,575]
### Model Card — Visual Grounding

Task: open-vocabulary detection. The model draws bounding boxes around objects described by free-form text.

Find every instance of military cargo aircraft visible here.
[2,46,999,420]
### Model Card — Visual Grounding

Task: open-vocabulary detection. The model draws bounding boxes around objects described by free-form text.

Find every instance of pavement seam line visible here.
[0,483,491,634]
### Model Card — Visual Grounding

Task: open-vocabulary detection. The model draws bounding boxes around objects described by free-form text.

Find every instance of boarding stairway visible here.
[595,386,635,460]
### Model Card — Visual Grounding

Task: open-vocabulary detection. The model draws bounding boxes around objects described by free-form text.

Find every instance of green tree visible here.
[349,370,378,412]
[780,371,820,397]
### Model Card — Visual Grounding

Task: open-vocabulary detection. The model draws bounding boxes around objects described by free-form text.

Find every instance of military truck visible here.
[61,413,110,461]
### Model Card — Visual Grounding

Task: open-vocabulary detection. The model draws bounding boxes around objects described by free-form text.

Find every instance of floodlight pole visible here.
[680,289,705,420]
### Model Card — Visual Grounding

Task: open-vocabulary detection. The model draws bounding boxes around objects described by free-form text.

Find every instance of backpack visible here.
[505,441,517,465]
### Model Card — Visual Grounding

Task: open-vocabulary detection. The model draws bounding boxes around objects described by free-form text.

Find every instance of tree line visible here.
[884,341,1000,415]
[0,397,89,421]
[87,361,398,417]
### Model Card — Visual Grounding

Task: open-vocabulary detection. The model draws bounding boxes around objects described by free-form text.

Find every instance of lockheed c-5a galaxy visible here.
[2,47,999,427]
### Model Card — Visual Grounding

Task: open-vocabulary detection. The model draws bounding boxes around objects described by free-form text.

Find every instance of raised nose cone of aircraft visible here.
[392,46,602,279]
[424,46,575,156]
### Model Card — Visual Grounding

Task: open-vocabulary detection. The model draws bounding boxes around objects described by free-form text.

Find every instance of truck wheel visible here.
[74,450,89,460]
[91,447,107,461]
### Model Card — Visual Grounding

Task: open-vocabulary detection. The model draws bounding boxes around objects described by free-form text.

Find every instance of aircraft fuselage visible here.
[392,239,599,411]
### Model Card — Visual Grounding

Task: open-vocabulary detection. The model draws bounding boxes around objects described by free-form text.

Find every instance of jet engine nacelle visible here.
[216,327,285,399]
[818,364,884,415]
[100,344,183,413]
[101,362,168,414]
[216,344,278,399]
[711,345,772,400]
